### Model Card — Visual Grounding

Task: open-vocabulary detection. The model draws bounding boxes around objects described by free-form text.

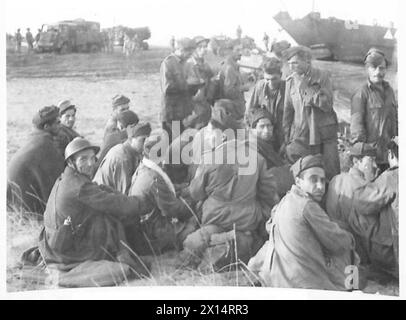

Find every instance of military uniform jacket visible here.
[267,185,356,291]
[247,80,286,151]
[93,141,142,195]
[189,139,280,231]
[350,80,398,164]
[7,130,65,214]
[39,166,152,265]
[220,57,246,118]
[326,168,368,231]
[54,124,81,157]
[160,53,193,121]
[283,67,338,146]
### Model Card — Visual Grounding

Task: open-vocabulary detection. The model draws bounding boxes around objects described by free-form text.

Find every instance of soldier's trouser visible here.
[310,139,340,181]
[182,225,260,266]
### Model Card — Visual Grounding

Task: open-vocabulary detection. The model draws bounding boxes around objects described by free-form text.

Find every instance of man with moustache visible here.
[350,48,398,173]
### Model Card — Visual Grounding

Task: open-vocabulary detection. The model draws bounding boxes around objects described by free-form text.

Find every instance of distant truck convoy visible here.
[36,19,104,54]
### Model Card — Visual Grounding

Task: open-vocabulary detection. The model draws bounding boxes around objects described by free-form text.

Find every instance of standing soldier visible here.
[236,25,242,42]
[218,42,250,120]
[350,48,397,174]
[35,28,41,45]
[160,37,196,142]
[282,46,340,180]
[15,29,22,53]
[183,36,214,129]
[247,57,285,152]
[170,36,176,52]
[26,28,34,52]
[263,32,270,51]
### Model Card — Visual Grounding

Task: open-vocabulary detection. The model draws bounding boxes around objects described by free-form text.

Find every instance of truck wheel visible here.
[60,43,70,54]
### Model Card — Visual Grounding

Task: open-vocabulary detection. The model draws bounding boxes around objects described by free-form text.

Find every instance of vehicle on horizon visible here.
[36,19,104,54]
[274,11,397,63]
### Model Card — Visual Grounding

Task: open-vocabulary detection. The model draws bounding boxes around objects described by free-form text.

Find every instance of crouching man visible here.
[262,154,358,291]
[127,132,196,255]
[38,138,152,274]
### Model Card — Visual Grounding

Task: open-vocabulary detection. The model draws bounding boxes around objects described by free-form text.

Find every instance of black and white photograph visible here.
[2,0,402,299]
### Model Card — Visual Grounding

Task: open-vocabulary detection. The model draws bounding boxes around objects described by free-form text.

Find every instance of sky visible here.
[4,0,401,46]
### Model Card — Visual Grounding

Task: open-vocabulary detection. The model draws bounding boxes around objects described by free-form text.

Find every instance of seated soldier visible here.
[191,99,245,176]
[38,137,152,272]
[104,94,132,136]
[7,106,65,216]
[247,108,284,169]
[93,122,151,195]
[326,142,379,234]
[97,109,139,166]
[54,100,81,156]
[179,124,280,270]
[261,154,358,291]
[247,108,293,199]
[349,139,398,277]
[127,132,196,255]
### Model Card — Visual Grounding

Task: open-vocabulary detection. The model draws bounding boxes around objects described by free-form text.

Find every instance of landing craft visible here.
[273,11,397,63]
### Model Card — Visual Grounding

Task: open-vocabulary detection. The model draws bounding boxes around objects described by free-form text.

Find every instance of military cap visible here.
[290,154,325,178]
[286,138,312,164]
[211,99,242,130]
[112,94,130,108]
[176,38,196,50]
[262,57,282,74]
[193,36,210,46]
[127,122,152,138]
[116,110,139,128]
[57,100,76,115]
[349,142,377,157]
[65,137,100,161]
[364,47,388,66]
[248,108,272,128]
[32,105,60,128]
[283,45,312,61]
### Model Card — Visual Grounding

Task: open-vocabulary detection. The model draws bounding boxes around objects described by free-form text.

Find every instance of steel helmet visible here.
[64,137,100,161]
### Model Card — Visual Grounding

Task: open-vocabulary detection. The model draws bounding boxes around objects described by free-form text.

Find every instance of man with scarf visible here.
[127,131,196,255]
[282,46,340,181]
[248,108,293,198]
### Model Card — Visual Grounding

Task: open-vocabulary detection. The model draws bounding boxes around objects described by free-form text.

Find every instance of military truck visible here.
[108,26,151,50]
[36,19,104,54]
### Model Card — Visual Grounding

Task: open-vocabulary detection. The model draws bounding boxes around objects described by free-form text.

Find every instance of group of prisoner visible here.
[7,36,398,291]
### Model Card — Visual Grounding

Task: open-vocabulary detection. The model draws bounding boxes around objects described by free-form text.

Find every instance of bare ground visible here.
[6,48,398,295]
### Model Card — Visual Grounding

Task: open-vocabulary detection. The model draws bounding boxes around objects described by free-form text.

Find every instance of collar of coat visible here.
[348,167,366,181]
[290,184,323,203]
[122,141,141,164]
[141,157,176,196]
[286,67,322,86]
[367,79,390,90]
